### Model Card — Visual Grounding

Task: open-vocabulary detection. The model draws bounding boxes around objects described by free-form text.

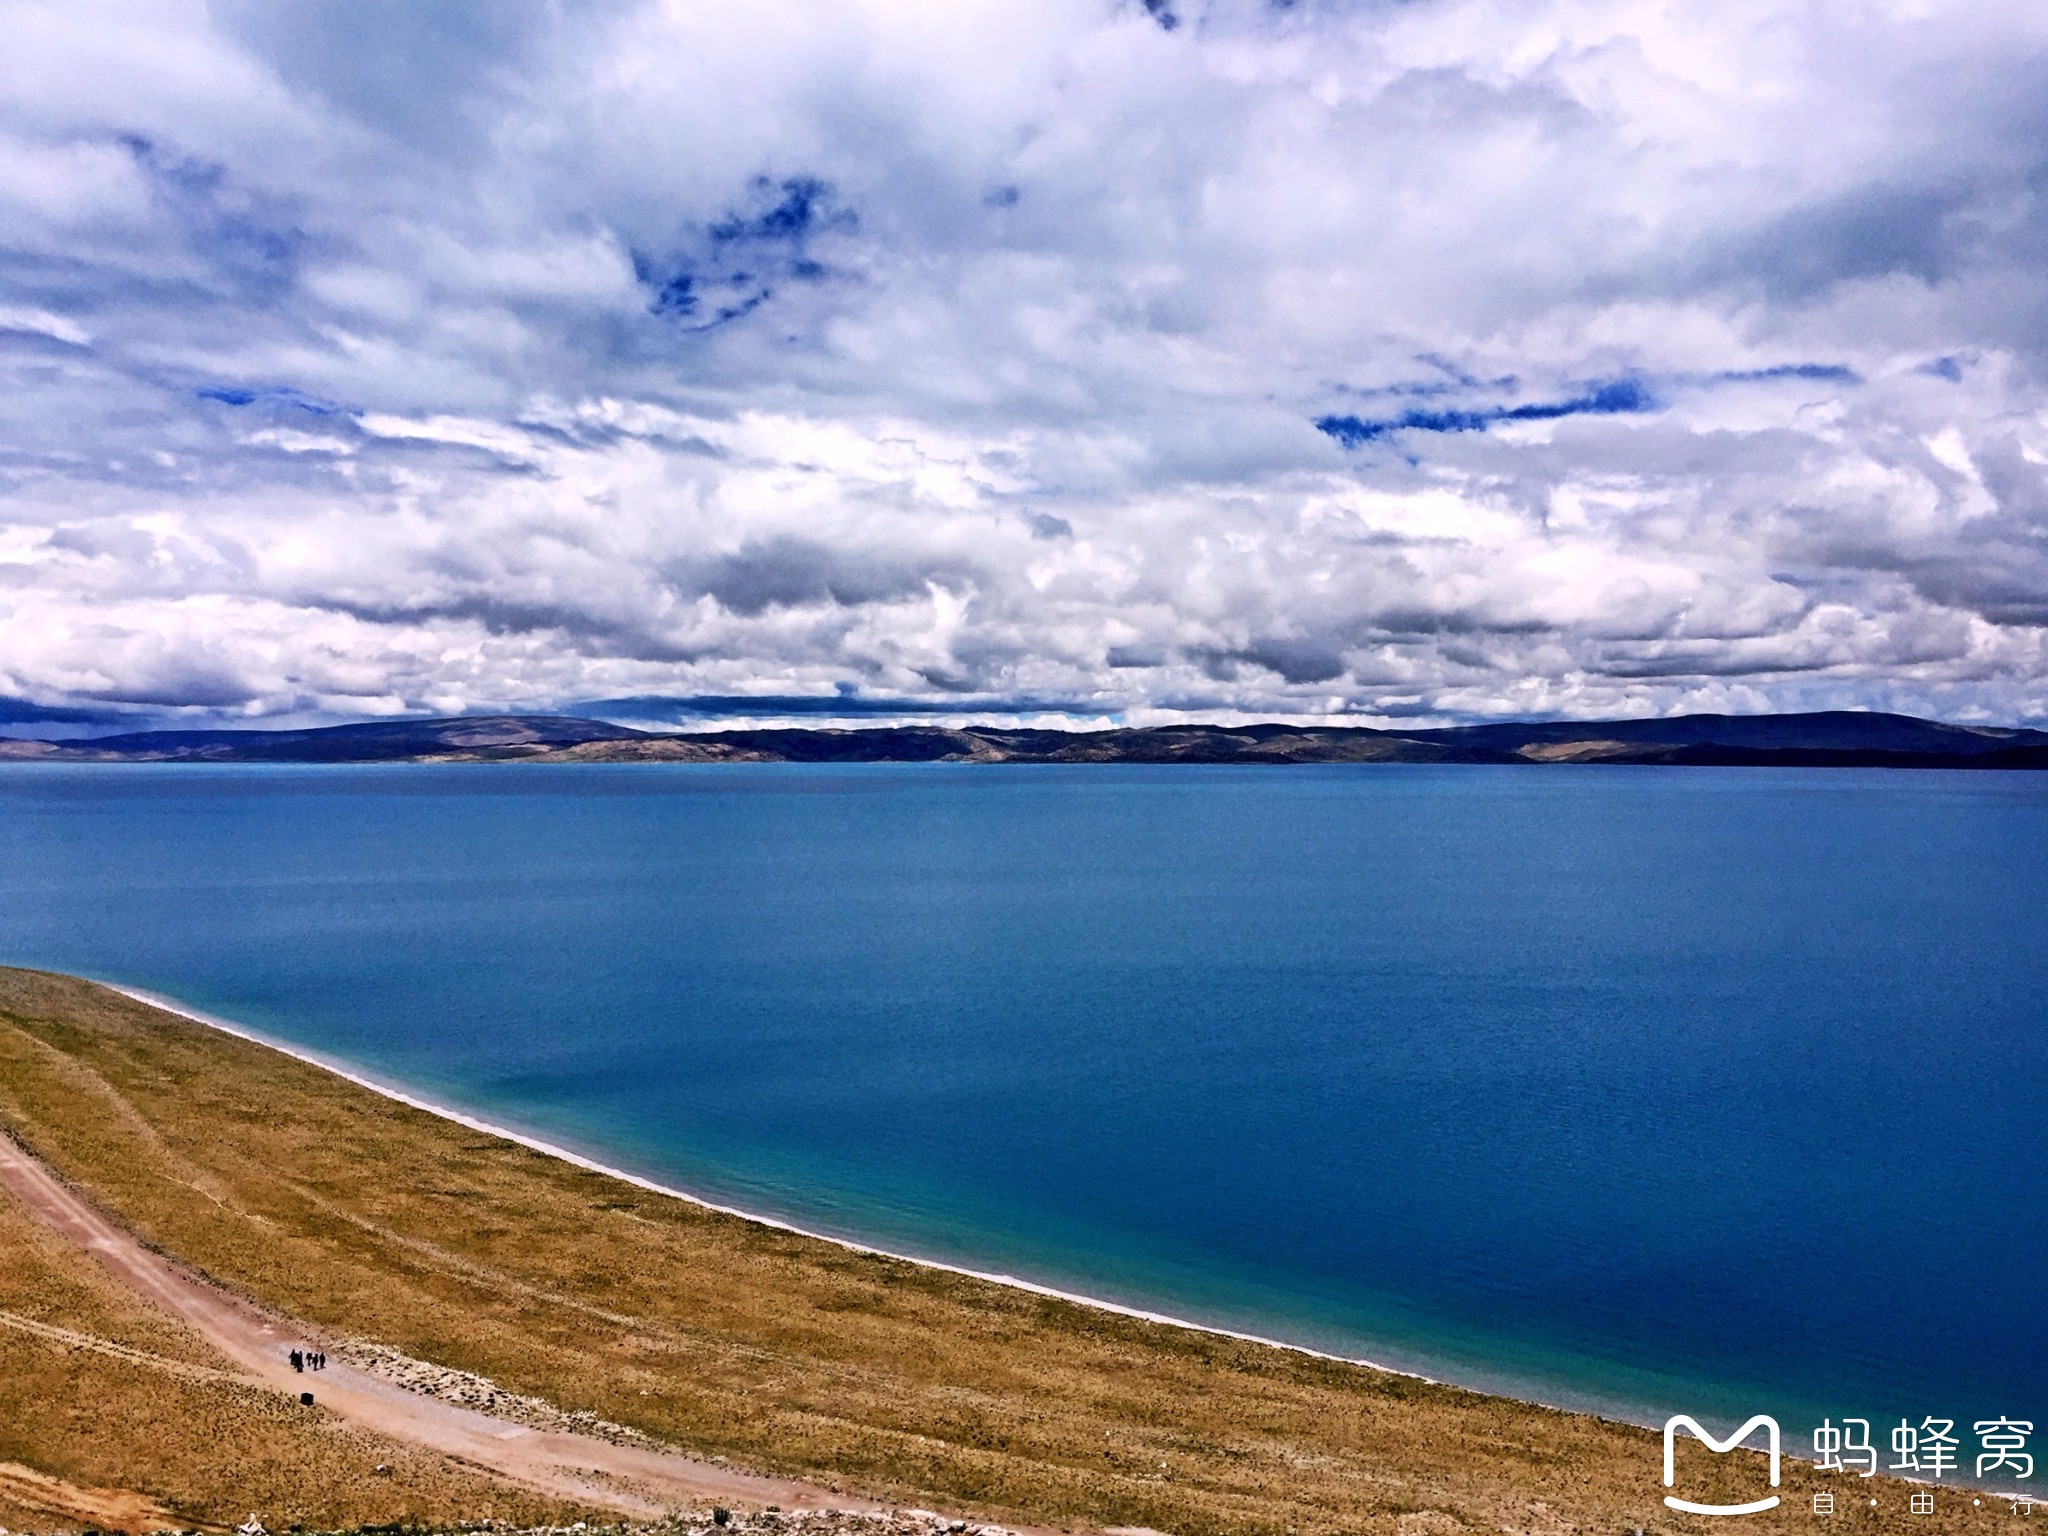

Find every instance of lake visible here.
[2,762,2043,1448]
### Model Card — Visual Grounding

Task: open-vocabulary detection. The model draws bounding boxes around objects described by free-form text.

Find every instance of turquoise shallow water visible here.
[1,762,2043,1456]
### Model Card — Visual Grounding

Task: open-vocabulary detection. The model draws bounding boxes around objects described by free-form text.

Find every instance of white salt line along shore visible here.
[108,981,1447,1389]
[16,978,1916,1507]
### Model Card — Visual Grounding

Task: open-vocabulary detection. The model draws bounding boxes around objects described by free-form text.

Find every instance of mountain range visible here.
[3,710,2047,768]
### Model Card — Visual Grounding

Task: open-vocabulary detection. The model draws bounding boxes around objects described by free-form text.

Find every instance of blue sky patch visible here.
[711,176,853,245]
[1711,363,1860,385]
[1317,377,1657,448]
[1318,364,1862,449]
[196,385,342,415]
[634,173,850,328]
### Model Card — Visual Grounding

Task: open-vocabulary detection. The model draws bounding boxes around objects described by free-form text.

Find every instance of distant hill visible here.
[3,709,2047,767]
[1420,710,2048,759]
[0,715,644,763]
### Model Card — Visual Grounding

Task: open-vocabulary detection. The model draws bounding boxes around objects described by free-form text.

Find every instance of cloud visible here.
[0,694,126,726]
[573,690,1105,727]
[0,305,88,345]
[2,0,2047,729]
[686,536,971,618]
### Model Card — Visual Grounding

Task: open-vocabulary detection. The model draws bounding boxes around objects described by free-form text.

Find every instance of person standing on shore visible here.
[289,1349,302,1372]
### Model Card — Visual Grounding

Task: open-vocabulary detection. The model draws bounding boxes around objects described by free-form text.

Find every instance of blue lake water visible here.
[1,763,2044,1455]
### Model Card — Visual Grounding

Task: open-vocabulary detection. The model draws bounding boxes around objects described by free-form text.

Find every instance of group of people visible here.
[289,1347,327,1373]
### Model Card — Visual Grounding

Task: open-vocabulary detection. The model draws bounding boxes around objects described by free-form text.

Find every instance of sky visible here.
[6,0,2048,733]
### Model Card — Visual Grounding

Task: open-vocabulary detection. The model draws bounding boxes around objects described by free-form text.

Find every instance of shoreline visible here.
[84,974,2003,1488]
[81,976,2041,1503]
[2,968,2019,1535]
[106,981,1476,1399]
[109,972,2005,1487]
[95,979,1854,1455]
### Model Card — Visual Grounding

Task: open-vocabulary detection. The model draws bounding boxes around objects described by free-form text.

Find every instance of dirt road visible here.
[0,1131,891,1521]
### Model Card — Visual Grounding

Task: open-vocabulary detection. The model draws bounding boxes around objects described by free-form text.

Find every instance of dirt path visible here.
[0,1132,894,1521]
[0,1459,189,1533]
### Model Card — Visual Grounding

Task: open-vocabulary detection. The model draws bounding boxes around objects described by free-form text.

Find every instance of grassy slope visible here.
[0,1115,591,1531]
[0,969,1974,1536]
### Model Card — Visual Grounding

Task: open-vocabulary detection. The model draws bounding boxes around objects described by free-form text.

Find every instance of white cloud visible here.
[2,0,2048,729]
[0,305,89,346]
